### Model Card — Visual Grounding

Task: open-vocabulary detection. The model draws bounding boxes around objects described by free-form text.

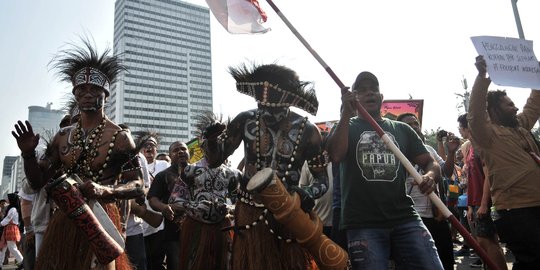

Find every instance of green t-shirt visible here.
[340,117,427,229]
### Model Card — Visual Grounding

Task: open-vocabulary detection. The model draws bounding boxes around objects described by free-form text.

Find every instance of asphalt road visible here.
[2,241,516,269]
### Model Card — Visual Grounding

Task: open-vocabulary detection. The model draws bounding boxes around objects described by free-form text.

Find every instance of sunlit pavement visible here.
[453,239,514,270]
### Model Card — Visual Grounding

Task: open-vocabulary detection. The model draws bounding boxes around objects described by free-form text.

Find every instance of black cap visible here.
[353,71,379,90]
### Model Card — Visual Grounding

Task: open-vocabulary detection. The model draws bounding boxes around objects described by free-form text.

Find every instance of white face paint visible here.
[259,106,290,125]
[75,85,106,111]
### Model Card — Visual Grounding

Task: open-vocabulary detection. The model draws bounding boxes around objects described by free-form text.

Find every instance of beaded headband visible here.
[236,81,318,115]
[134,130,160,151]
[72,67,111,95]
[142,137,158,146]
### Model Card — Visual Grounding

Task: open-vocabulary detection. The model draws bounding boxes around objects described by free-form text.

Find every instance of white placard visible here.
[471,36,540,89]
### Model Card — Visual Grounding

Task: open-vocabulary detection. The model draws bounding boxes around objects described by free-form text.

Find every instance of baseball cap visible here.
[353,71,379,90]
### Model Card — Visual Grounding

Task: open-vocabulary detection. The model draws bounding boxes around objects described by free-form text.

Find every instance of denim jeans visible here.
[346,219,443,270]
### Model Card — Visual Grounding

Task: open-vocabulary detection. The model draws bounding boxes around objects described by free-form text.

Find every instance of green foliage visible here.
[423,128,439,150]
[532,127,540,141]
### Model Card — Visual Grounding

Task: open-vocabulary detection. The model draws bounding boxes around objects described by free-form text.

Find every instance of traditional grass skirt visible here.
[231,202,313,270]
[36,202,132,270]
[179,216,232,270]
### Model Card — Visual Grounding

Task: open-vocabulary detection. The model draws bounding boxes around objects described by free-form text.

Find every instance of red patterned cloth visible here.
[2,223,21,242]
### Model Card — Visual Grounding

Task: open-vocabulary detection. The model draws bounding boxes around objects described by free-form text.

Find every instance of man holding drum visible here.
[12,39,144,270]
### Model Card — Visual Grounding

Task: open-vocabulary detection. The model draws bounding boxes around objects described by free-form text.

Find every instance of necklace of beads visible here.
[68,117,119,182]
[250,109,308,243]
[255,109,308,182]
[233,200,295,243]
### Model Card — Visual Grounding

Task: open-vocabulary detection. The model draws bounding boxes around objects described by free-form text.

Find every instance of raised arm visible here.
[467,55,494,149]
[217,111,250,164]
[327,91,355,163]
[12,120,61,190]
[442,133,461,177]
[436,138,447,161]
[518,69,540,130]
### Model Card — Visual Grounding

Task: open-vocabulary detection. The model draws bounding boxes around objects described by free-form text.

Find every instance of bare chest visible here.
[58,127,121,182]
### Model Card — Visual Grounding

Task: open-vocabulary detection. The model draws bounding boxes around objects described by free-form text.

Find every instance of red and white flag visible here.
[206,0,271,34]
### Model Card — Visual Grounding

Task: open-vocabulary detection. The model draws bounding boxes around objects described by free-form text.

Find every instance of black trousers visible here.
[495,206,540,270]
[422,217,455,270]
[330,207,347,250]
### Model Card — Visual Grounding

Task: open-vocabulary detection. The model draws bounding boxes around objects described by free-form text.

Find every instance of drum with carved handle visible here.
[45,174,124,265]
[247,168,350,270]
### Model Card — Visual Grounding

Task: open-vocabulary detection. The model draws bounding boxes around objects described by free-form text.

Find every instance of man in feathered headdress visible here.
[169,111,242,269]
[12,38,143,270]
[217,63,329,269]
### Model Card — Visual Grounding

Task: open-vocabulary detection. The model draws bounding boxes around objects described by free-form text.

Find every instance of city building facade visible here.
[1,156,18,199]
[108,0,213,152]
[4,103,66,196]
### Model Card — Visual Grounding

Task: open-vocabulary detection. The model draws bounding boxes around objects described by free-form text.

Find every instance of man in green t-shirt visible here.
[327,71,444,269]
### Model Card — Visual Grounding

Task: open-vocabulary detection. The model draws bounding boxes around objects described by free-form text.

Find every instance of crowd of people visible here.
[1,37,539,270]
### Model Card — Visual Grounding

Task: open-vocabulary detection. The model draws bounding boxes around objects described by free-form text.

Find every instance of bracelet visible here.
[21,150,36,159]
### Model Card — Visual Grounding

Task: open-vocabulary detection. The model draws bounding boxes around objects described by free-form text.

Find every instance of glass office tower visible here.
[109,0,212,151]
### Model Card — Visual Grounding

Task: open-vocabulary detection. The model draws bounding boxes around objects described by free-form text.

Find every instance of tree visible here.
[532,126,540,142]
[423,128,439,150]
[455,77,469,114]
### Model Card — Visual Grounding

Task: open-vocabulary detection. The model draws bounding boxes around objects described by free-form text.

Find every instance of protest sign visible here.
[381,99,424,125]
[471,36,540,89]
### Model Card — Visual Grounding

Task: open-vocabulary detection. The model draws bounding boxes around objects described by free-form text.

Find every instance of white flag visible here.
[206,0,271,34]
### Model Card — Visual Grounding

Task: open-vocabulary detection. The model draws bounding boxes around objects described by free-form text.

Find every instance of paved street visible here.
[453,240,515,270]
[2,242,516,269]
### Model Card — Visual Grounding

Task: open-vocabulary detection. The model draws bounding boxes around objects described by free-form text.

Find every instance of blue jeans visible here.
[346,219,443,270]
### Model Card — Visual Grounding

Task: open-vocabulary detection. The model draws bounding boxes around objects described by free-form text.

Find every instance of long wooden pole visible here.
[264,1,500,269]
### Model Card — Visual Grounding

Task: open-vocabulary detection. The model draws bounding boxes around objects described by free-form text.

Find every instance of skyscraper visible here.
[28,103,66,147]
[1,156,17,198]
[4,103,66,196]
[108,0,213,151]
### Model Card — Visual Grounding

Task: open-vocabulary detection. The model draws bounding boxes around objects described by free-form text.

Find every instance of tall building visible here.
[9,157,24,195]
[3,103,66,197]
[109,0,213,152]
[28,103,67,144]
[1,156,18,199]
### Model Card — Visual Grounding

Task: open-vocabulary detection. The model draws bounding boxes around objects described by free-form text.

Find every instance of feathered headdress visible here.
[228,63,319,115]
[194,111,228,141]
[62,94,80,118]
[133,130,161,151]
[50,37,125,97]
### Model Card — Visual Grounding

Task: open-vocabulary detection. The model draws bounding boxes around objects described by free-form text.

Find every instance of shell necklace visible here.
[255,109,307,182]
[68,117,117,182]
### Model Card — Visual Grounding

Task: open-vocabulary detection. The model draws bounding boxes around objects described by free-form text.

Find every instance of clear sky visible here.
[1,0,539,170]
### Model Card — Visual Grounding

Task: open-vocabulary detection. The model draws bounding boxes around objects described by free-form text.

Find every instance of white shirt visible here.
[142,158,169,236]
[406,144,444,218]
[299,162,334,226]
[1,208,19,226]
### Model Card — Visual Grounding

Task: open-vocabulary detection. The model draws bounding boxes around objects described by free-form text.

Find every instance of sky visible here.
[1,0,539,170]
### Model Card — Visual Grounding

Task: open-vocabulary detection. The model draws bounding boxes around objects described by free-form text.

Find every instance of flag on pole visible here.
[206,0,271,34]
[187,138,204,164]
